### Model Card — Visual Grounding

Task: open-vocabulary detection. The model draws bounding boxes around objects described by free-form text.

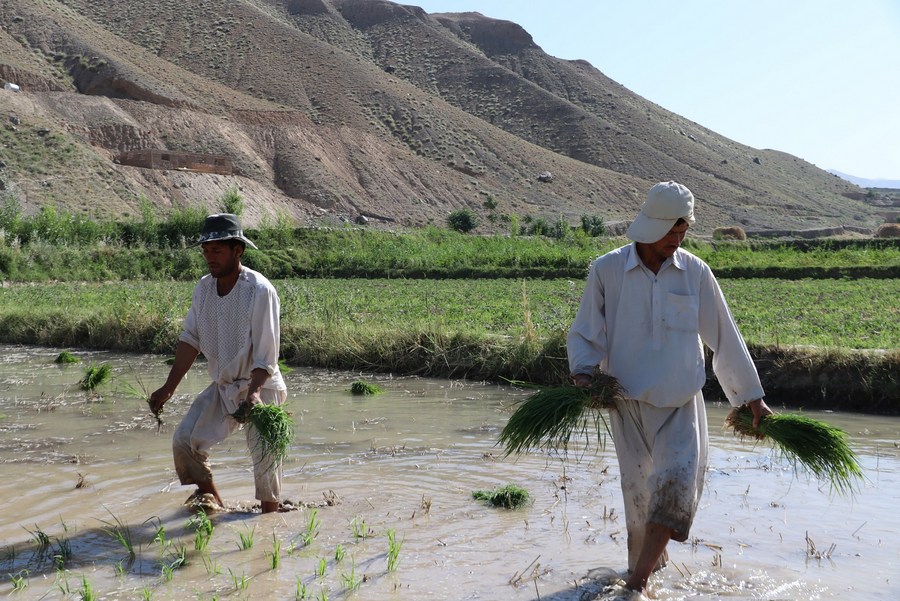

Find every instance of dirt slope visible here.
[0,0,876,232]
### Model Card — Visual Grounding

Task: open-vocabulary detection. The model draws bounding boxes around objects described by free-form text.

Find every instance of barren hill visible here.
[0,0,878,233]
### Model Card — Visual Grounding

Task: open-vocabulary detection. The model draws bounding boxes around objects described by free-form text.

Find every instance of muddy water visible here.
[0,345,897,601]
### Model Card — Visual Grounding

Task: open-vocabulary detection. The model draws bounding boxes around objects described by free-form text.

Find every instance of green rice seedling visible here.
[160,544,187,582]
[234,403,294,469]
[279,359,294,374]
[237,524,256,550]
[55,568,71,595]
[8,569,28,592]
[188,510,214,552]
[334,544,345,563]
[54,351,79,364]
[113,560,125,578]
[350,517,373,541]
[78,574,95,601]
[350,380,383,395]
[268,533,282,570]
[228,568,251,591]
[24,524,51,553]
[296,577,311,600]
[121,375,163,432]
[386,528,402,572]
[341,561,362,592]
[472,483,531,509]
[145,517,167,554]
[316,587,328,601]
[302,509,321,546]
[79,363,112,392]
[141,586,153,601]
[53,536,72,569]
[315,557,327,577]
[99,510,136,566]
[202,554,221,576]
[498,368,623,456]
[725,405,864,495]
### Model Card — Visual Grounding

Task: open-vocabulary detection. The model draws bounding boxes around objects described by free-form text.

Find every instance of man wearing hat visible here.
[567,182,772,598]
[150,213,287,514]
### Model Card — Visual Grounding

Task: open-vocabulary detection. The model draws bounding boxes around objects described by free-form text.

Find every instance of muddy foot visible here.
[184,491,223,514]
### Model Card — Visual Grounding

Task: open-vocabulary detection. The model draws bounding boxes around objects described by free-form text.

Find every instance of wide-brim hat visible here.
[196,213,258,249]
[626,181,696,243]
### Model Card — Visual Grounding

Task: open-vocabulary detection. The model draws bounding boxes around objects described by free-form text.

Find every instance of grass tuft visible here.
[725,405,864,495]
[472,483,531,509]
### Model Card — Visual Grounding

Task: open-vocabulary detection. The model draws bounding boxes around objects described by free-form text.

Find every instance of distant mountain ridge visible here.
[0,0,882,233]
[828,170,900,190]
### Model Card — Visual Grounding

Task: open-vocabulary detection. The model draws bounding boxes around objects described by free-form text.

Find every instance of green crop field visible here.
[0,277,895,351]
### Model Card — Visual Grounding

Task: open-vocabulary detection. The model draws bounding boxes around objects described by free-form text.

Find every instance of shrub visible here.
[580,215,606,237]
[713,226,747,241]
[447,209,478,233]
[875,223,900,238]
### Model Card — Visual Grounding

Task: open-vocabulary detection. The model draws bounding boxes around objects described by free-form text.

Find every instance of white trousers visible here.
[173,383,287,503]
[609,392,709,573]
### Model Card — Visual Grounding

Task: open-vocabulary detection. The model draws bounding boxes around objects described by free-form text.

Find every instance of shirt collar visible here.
[625,243,687,272]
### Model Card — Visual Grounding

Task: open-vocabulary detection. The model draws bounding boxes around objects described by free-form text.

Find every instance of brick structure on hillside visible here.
[115,149,233,175]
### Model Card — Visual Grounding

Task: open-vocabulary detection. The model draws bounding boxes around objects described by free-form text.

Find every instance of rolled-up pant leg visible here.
[246,388,288,503]
[610,392,709,573]
[173,383,238,486]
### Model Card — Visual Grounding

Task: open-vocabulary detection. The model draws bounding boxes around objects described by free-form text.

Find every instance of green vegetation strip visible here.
[0,279,895,409]
[725,405,864,495]
[0,278,894,350]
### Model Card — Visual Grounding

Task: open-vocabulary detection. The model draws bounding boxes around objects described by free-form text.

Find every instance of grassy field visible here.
[0,277,895,350]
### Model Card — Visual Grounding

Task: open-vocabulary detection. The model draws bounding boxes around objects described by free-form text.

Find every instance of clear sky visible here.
[409,0,900,181]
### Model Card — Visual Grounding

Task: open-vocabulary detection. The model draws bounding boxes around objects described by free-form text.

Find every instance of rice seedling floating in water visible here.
[54,351,79,364]
[79,363,111,392]
[278,359,293,374]
[725,404,864,495]
[233,403,294,468]
[472,483,531,509]
[350,380,383,395]
[498,367,624,456]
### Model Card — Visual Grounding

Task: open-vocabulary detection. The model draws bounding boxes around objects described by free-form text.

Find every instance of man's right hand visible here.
[148,387,173,415]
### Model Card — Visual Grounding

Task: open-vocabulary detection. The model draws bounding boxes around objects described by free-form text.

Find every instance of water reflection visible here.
[0,345,897,600]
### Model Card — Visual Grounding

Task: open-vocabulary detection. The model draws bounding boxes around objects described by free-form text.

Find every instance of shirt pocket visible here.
[664,293,699,332]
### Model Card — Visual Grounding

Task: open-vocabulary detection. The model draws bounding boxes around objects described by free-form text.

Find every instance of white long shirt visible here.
[567,243,763,408]
[180,267,286,400]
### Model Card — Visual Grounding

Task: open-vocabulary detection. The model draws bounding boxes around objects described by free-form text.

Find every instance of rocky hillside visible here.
[0,0,878,233]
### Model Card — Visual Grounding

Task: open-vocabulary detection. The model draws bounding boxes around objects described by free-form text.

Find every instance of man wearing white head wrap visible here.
[567,182,772,598]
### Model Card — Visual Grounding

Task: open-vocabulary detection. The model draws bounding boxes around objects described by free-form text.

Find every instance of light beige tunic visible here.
[566,244,763,572]
[172,267,287,502]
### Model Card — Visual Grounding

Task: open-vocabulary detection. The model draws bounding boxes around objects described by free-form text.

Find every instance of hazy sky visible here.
[409,1,900,180]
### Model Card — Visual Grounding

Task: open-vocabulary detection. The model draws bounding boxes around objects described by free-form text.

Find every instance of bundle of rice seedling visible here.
[54,351,79,364]
[350,380,383,395]
[498,368,624,456]
[120,375,163,433]
[725,404,863,495]
[235,403,294,468]
[79,363,112,392]
[472,483,531,509]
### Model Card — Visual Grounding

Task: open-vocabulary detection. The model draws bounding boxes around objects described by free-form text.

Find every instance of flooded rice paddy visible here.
[0,344,897,600]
